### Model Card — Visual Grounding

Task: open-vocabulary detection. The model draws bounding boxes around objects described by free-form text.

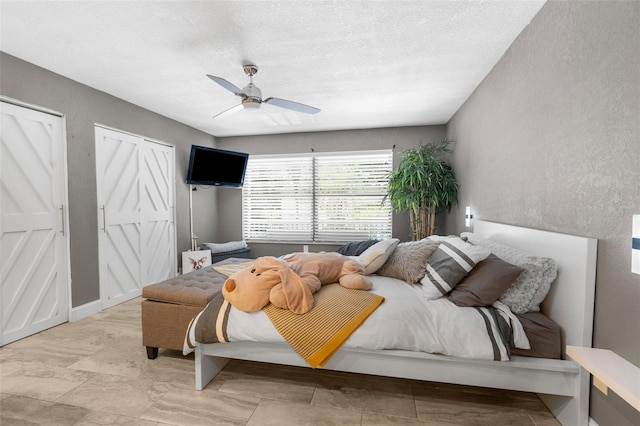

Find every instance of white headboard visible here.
[473,220,598,351]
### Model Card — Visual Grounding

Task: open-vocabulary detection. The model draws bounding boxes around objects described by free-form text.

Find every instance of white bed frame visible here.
[193,220,597,426]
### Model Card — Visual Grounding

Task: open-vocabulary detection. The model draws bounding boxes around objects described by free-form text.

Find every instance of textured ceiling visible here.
[1,1,545,137]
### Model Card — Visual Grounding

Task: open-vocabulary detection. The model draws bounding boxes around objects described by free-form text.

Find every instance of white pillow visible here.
[354,238,399,275]
[420,237,491,299]
[461,232,557,314]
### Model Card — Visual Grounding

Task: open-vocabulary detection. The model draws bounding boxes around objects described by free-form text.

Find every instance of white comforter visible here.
[222,275,529,361]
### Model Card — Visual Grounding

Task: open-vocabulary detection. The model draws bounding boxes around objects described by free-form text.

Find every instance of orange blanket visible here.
[264,283,384,367]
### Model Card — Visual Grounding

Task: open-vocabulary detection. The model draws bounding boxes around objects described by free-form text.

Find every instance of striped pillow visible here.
[420,237,491,299]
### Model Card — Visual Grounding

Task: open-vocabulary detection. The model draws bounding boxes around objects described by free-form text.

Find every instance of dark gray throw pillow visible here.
[336,239,380,256]
[448,254,524,307]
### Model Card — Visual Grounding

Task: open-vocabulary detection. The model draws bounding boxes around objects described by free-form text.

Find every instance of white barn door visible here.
[140,141,176,285]
[95,126,175,309]
[0,101,70,345]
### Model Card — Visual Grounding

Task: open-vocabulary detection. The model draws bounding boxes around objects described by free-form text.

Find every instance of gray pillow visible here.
[420,237,491,299]
[376,241,439,283]
[448,254,524,307]
[461,232,557,314]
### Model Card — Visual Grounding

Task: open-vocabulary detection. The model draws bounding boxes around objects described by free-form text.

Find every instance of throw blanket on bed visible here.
[213,261,252,277]
[186,264,384,367]
[263,284,383,367]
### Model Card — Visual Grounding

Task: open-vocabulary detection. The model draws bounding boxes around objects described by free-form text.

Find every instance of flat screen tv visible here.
[186,145,249,187]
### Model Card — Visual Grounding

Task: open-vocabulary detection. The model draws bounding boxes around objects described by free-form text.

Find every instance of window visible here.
[242,150,392,243]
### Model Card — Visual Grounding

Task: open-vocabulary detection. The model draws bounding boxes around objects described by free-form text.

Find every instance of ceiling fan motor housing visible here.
[242,82,262,109]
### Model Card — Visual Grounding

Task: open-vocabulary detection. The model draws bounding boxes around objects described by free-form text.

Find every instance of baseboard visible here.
[69,300,102,322]
[589,418,599,426]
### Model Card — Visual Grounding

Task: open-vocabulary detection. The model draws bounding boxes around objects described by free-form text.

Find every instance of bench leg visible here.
[146,346,159,359]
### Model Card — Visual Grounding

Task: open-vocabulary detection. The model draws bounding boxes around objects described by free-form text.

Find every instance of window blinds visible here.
[242,150,392,243]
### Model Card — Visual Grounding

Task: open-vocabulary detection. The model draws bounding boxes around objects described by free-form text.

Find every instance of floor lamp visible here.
[189,184,197,251]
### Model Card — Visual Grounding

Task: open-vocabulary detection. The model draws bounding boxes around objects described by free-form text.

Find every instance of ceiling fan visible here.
[207,65,320,119]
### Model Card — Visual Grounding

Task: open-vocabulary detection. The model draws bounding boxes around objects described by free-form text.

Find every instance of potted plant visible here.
[386,138,458,240]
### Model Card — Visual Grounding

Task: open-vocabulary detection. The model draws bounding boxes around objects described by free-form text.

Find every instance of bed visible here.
[188,220,597,426]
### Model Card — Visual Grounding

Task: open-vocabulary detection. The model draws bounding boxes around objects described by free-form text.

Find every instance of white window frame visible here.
[242,150,392,243]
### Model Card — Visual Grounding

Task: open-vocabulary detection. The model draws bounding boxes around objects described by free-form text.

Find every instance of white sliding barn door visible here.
[0,101,70,345]
[95,126,175,309]
[140,141,176,285]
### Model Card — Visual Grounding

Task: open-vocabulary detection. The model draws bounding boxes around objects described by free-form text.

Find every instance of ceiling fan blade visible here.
[263,97,320,114]
[207,74,243,95]
[212,104,243,119]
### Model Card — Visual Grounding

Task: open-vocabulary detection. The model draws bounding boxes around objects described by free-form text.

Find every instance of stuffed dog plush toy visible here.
[222,252,372,314]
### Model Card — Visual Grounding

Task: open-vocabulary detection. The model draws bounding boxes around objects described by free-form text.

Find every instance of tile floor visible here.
[0,298,560,425]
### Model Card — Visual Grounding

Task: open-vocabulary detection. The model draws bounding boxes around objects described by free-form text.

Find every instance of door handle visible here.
[102,205,107,233]
[60,205,65,236]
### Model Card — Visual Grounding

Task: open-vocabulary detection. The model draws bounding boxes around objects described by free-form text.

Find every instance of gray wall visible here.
[0,52,217,307]
[216,126,446,257]
[445,2,639,425]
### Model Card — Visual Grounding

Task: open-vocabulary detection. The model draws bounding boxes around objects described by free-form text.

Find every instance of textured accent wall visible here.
[446,2,639,425]
[0,53,216,307]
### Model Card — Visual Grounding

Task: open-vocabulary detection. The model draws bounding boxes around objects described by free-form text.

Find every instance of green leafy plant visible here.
[386,138,458,240]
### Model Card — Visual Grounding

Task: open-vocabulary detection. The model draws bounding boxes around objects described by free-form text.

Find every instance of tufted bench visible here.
[141,257,250,359]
